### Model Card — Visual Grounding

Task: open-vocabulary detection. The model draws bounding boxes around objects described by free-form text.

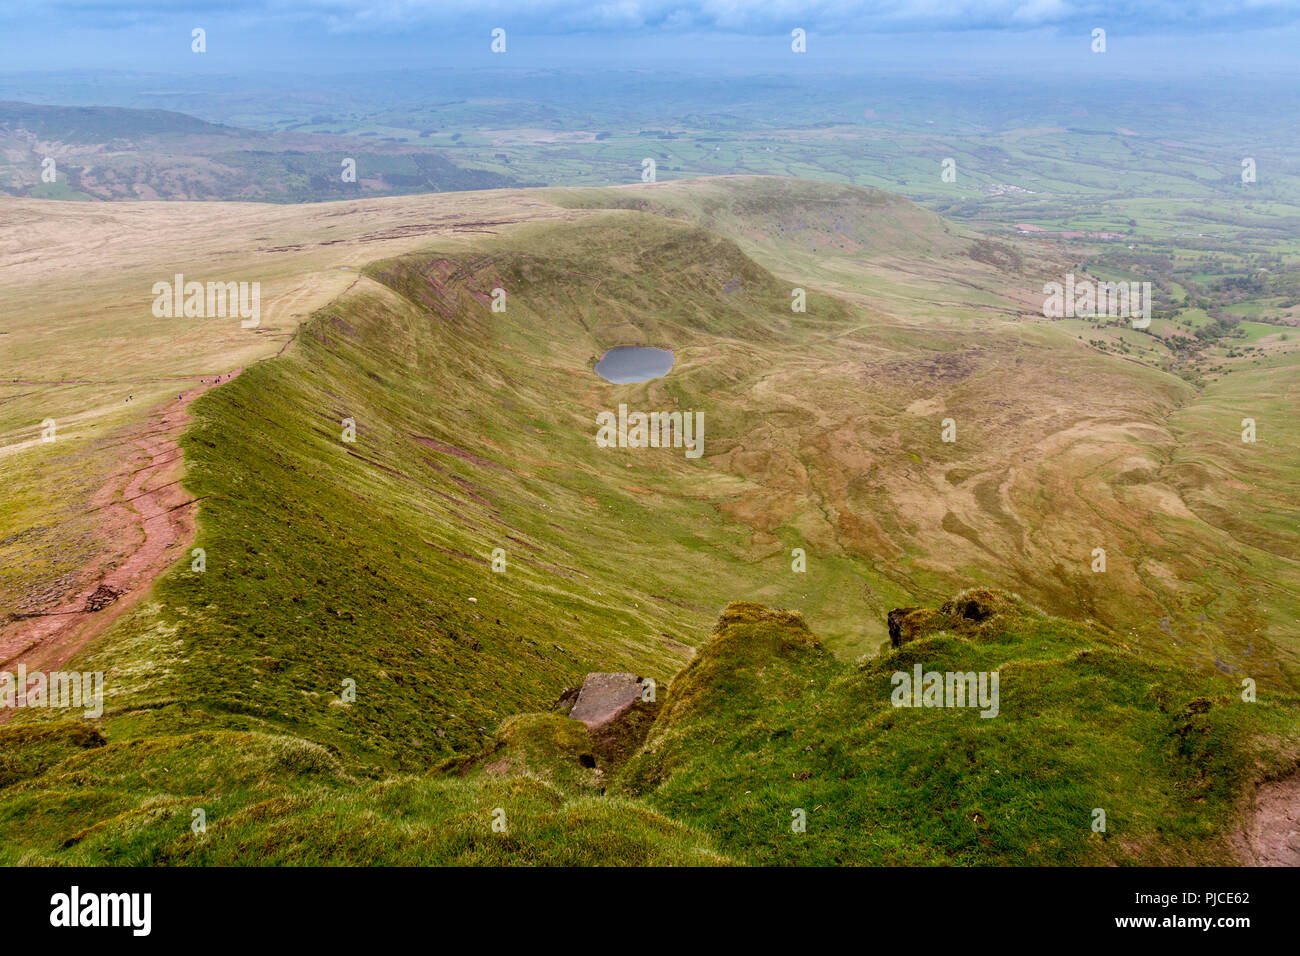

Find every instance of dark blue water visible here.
[594,346,675,384]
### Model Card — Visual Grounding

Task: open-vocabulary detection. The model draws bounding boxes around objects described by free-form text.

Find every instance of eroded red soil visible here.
[0,371,240,715]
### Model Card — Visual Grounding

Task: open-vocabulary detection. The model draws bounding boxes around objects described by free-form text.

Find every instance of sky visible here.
[3,1,1300,74]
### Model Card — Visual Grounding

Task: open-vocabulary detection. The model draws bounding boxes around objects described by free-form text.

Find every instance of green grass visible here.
[14,207,866,773]
[6,588,1295,865]
[618,594,1300,865]
[0,728,728,865]
[2,177,1298,865]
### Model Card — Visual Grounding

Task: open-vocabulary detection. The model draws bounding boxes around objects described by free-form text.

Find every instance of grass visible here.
[618,593,1300,865]
[0,727,728,866]
[5,588,1295,865]
[0,186,578,631]
[1,176,1298,864]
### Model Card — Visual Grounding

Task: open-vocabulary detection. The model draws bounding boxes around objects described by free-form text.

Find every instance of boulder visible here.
[569,673,648,728]
[568,672,659,763]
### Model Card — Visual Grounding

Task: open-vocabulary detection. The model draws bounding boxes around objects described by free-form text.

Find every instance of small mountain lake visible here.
[593,346,675,384]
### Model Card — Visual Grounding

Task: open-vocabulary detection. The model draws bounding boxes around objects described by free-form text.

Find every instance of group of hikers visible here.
[127,372,229,404]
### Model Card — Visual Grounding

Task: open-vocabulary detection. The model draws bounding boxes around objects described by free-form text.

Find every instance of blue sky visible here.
[4,1,1300,73]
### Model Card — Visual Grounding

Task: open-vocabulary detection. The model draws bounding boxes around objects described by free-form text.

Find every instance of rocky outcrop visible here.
[887,606,945,647]
[568,672,660,763]
[889,588,1023,647]
[940,587,1016,623]
[569,673,646,726]
[83,584,122,613]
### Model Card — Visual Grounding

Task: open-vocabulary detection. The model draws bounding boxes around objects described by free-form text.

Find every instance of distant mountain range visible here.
[0,101,534,201]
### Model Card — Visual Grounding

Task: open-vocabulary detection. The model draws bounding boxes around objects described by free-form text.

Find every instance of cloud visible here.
[20,0,1300,35]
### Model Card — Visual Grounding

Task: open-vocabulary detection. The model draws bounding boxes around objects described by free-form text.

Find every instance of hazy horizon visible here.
[6,0,1300,77]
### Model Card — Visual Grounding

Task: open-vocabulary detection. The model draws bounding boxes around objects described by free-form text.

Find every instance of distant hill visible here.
[0,101,232,142]
[0,101,532,201]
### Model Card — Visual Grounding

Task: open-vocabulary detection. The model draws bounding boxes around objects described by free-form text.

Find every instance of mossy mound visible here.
[0,721,107,789]
[616,591,1300,865]
[889,587,1032,648]
[441,712,606,793]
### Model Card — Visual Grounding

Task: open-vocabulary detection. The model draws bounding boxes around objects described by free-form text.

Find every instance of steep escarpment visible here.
[2,210,865,785]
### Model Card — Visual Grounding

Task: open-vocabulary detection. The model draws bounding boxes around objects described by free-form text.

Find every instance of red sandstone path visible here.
[0,370,241,717]
[1234,775,1300,866]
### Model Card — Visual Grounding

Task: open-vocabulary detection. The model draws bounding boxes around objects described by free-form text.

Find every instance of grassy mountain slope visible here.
[13,210,861,772]
[556,179,1300,681]
[549,176,1047,323]
[1,177,1297,864]
[0,187,574,643]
